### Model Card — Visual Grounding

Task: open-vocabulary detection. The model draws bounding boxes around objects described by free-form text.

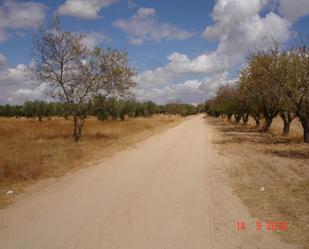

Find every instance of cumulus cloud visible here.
[135,52,229,89]
[134,79,204,104]
[134,71,232,104]
[0,64,46,104]
[0,54,6,65]
[113,7,194,45]
[0,0,47,42]
[217,13,290,62]
[58,0,118,19]
[277,0,309,21]
[135,0,294,103]
[203,0,268,40]
[199,71,233,94]
[81,31,110,49]
[203,0,291,63]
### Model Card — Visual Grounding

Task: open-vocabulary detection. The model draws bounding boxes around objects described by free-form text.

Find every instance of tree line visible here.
[205,39,309,143]
[0,98,200,121]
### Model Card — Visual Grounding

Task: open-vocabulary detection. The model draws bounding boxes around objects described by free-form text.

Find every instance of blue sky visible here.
[0,0,309,104]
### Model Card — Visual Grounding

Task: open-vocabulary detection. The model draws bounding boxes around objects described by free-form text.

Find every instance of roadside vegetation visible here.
[203,38,309,248]
[205,39,309,143]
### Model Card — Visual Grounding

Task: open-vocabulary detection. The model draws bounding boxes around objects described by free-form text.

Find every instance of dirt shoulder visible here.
[205,117,309,249]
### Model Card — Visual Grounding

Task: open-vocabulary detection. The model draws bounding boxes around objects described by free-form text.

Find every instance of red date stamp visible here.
[236,220,288,231]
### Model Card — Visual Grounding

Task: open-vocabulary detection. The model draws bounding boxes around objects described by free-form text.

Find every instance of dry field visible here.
[0,115,182,208]
[207,116,309,249]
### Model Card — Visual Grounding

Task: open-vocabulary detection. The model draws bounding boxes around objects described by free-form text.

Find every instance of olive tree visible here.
[288,42,309,143]
[23,100,48,122]
[31,18,135,141]
[238,69,263,127]
[245,42,291,132]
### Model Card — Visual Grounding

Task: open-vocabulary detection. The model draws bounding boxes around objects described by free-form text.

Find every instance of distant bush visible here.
[0,98,200,121]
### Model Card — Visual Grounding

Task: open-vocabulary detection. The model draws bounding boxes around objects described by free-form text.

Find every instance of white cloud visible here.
[135,79,204,104]
[134,72,232,104]
[134,0,294,103]
[203,0,268,40]
[81,31,110,49]
[0,54,6,65]
[0,0,47,43]
[199,71,232,94]
[216,12,291,63]
[0,64,46,104]
[203,0,291,63]
[278,0,309,21]
[135,52,229,89]
[15,83,47,100]
[113,7,194,45]
[58,0,118,19]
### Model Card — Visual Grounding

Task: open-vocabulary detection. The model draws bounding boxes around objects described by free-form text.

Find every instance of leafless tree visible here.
[31,17,136,141]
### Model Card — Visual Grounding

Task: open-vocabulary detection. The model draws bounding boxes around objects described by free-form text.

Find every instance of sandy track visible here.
[0,116,297,249]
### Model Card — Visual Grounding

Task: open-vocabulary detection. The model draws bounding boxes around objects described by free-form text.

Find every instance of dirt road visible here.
[0,116,297,249]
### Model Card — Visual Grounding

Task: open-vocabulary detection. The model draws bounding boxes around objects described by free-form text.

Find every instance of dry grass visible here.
[0,115,182,208]
[207,116,309,249]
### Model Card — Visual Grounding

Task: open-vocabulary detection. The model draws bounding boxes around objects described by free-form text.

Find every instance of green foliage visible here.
[0,105,22,117]
[164,103,198,116]
[93,96,164,120]
[22,100,49,121]
[0,98,200,121]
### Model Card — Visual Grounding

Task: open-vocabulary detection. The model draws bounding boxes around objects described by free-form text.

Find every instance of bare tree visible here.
[31,17,135,141]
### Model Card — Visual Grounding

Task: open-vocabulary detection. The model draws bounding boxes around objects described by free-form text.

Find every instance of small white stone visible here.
[6,190,14,195]
[260,187,265,192]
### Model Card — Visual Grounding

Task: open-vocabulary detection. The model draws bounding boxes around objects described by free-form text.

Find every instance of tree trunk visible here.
[263,118,273,132]
[252,114,261,128]
[235,114,241,124]
[281,114,290,135]
[279,111,295,136]
[300,117,309,143]
[283,120,290,135]
[38,115,42,122]
[227,114,232,122]
[73,115,85,142]
[242,113,249,125]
